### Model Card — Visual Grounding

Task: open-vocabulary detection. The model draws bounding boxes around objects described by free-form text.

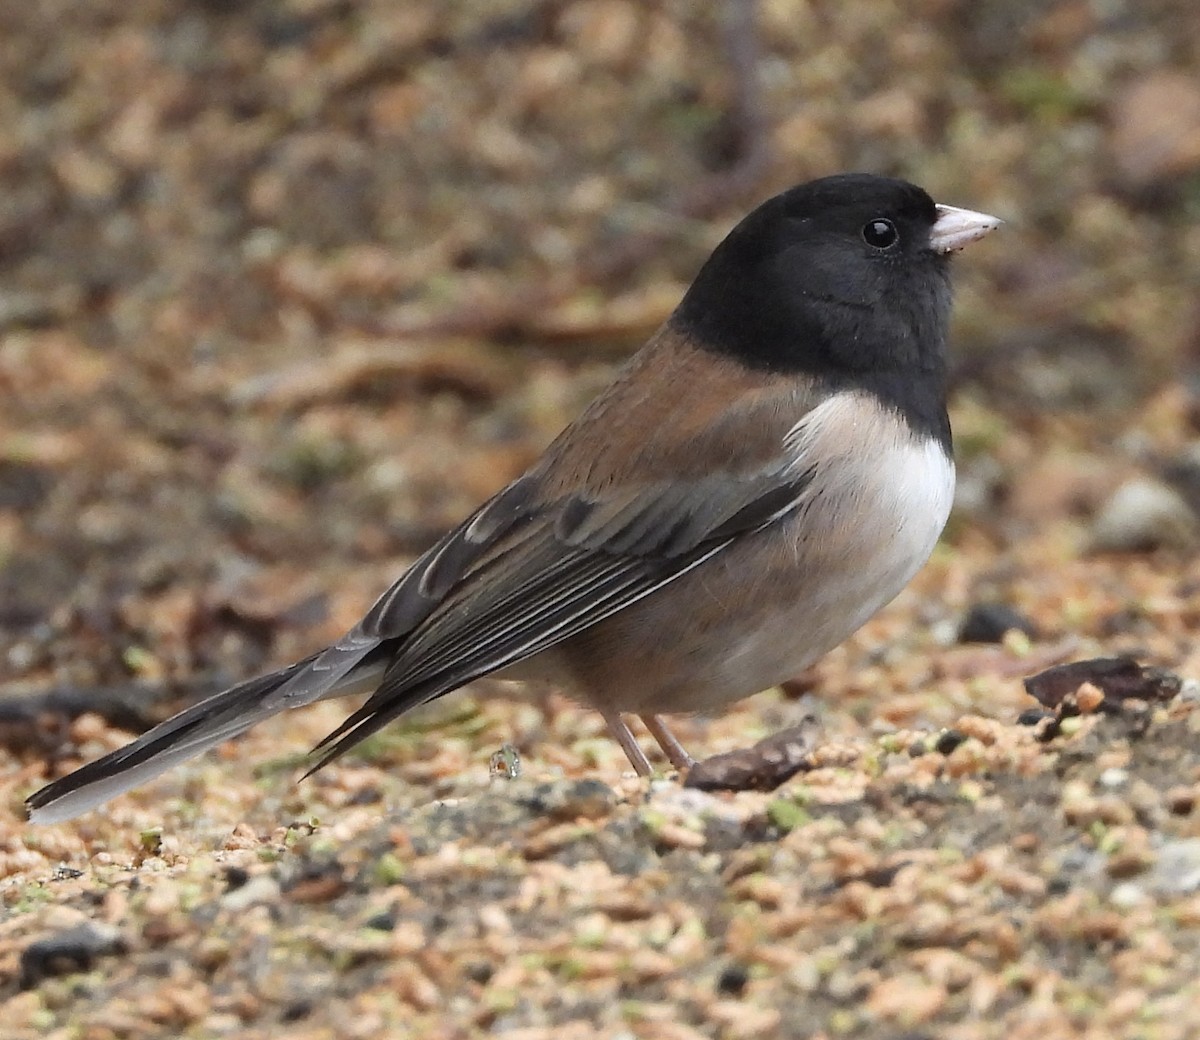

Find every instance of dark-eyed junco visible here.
[27,173,999,823]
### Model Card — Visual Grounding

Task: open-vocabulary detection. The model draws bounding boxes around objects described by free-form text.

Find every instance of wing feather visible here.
[303,456,817,769]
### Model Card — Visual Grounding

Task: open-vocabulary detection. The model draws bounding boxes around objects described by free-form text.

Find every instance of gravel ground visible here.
[3,2,1200,1037]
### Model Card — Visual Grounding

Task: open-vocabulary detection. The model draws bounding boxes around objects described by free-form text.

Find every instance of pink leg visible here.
[602,711,652,776]
[640,714,695,772]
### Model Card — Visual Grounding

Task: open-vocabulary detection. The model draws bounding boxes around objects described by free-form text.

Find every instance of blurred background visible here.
[1,0,1199,724]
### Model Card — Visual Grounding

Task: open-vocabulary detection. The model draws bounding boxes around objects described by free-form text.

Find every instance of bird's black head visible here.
[672,173,996,446]
[674,174,958,379]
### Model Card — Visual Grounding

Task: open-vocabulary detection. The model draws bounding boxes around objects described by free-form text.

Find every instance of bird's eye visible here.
[862,218,899,249]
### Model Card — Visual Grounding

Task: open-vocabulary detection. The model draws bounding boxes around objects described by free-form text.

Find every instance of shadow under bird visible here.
[27,173,1000,824]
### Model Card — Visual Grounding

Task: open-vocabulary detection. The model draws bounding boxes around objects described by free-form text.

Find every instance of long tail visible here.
[25,653,385,824]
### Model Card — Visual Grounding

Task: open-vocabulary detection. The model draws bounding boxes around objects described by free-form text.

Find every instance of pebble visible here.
[934,729,968,755]
[1110,882,1150,909]
[1090,478,1197,552]
[1145,838,1200,895]
[1098,768,1129,789]
[957,602,1039,644]
[221,873,282,911]
[19,922,126,988]
[1016,708,1054,726]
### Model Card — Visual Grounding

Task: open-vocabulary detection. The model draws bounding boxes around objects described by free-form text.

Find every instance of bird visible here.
[26,173,1000,824]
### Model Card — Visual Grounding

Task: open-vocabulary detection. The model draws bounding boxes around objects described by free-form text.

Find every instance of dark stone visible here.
[364,909,397,931]
[223,866,249,891]
[716,963,750,996]
[20,922,126,988]
[465,960,494,984]
[281,1000,313,1023]
[934,729,968,755]
[1017,708,1054,726]
[958,602,1039,643]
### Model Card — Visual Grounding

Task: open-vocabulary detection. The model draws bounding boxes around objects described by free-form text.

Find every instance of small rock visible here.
[1109,882,1150,909]
[1016,707,1054,726]
[1098,768,1129,788]
[1165,787,1196,816]
[934,729,968,755]
[1090,478,1197,553]
[221,873,282,911]
[715,963,750,996]
[1074,681,1106,713]
[364,909,397,931]
[957,602,1039,644]
[1145,838,1200,895]
[20,922,126,988]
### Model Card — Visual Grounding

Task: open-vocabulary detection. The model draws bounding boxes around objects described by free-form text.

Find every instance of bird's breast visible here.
[525,396,955,716]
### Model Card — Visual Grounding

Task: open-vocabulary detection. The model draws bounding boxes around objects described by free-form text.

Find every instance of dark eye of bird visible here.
[862,218,899,249]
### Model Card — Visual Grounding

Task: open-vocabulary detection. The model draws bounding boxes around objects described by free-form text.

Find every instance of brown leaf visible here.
[1024,656,1182,710]
[684,719,820,792]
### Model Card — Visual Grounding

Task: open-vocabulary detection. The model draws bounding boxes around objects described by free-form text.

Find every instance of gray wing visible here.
[301,450,816,769]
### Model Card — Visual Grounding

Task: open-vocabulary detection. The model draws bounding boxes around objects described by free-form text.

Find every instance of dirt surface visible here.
[3,2,1200,1038]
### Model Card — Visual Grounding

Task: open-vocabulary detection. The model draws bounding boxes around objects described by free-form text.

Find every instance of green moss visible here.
[372,852,407,886]
[121,645,157,675]
[829,1008,861,1034]
[554,955,587,981]
[767,798,810,833]
[575,917,608,948]
[29,1008,57,1032]
[1059,716,1083,737]
[483,987,519,1014]
[637,807,668,837]
[10,883,55,913]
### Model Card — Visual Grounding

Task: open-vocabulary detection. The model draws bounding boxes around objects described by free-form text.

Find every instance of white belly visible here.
[703,432,955,703]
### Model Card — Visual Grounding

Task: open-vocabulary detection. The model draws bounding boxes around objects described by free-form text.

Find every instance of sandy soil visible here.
[3,3,1200,1037]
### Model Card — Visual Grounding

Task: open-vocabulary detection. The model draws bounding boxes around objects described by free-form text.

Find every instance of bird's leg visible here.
[602,711,653,776]
[640,714,696,772]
